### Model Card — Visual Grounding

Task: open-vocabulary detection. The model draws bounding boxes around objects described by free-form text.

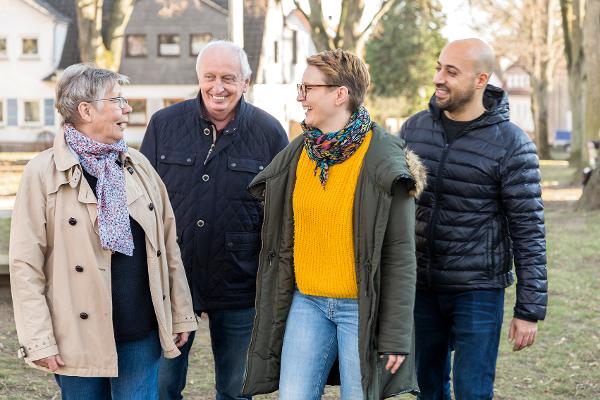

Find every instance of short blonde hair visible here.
[306,49,370,112]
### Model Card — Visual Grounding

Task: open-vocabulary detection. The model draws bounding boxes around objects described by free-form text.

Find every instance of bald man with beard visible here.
[399,39,548,399]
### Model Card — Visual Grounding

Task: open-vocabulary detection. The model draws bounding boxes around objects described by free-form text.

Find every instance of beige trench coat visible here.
[9,132,197,377]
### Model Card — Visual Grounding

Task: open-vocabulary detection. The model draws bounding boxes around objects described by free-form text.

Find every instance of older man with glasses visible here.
[141,40,288,400]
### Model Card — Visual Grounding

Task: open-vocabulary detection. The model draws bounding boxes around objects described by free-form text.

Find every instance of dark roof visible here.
[43,0,268,85]
[25,0,70,22]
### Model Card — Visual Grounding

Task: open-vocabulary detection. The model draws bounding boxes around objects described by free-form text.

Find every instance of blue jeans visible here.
[414,289,505,400]
[279,291,362,400]
[159,307,255,400]
[55,330,161,400]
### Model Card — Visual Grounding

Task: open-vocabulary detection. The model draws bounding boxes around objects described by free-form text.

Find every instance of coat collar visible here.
[248,123,426,199]
[52,126,138,173]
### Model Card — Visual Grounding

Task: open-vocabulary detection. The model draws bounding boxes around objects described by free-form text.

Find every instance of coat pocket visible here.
[225,231,261,278]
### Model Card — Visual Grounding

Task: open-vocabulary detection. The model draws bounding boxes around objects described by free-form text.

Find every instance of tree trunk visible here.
[577,169,600,210]
[568,65,585,166]
[74,0,135,71]
[577,0,600,208]
[531,76,551,159]
[583,0,600,156]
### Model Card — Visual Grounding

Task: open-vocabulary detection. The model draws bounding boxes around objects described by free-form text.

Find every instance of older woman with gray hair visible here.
[9,63,197,400]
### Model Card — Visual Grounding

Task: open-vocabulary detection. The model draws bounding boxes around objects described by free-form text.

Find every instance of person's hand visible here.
[508,318,537,351]
[173,331,190,348]
[380,354,405,374]
[33,354,65,371]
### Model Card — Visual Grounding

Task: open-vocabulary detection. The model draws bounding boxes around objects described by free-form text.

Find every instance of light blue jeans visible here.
[55,329,161,400]
[279,290,362,400]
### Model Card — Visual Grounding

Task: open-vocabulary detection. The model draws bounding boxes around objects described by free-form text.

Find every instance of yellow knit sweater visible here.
[292,132,372,299]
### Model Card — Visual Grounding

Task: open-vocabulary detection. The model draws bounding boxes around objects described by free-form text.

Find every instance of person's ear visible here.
[77,102,94,123]
[335,86,350,107]
[476,72,490,89]
[242,79,250,93]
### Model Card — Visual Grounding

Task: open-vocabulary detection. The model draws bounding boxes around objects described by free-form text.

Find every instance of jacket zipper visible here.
[203,125,217,165]
[428,142,450,287]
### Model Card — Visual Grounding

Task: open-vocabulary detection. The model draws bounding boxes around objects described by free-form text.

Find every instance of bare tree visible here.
[560,0,585,166]
[75,0,136,71]
[291,0,398,58]
[577,0,600,209]
[470,0,563,159]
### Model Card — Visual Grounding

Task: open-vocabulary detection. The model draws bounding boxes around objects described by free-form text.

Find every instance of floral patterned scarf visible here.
[302,106,372,187]
[64,125,134,256]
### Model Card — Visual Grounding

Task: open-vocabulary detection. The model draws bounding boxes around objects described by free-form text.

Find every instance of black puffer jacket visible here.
[141,95,288,311]
[399,85,547,321]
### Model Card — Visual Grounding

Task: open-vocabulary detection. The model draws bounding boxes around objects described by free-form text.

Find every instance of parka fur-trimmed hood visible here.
[405,148,427,199]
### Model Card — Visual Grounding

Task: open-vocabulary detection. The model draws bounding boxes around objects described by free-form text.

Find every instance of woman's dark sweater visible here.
[82,167,157,342]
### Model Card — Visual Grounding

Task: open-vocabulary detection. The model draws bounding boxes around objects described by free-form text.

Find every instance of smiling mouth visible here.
[212,95,226,101]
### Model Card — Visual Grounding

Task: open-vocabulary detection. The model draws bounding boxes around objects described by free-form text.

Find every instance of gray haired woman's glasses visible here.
[86,96,129,109]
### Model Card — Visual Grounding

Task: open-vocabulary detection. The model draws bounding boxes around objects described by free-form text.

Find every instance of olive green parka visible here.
[242,124,426,399]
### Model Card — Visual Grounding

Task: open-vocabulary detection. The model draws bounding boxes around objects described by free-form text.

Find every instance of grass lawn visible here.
[0,162,598,399]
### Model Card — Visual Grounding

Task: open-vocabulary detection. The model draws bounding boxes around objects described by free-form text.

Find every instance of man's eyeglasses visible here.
[296,83,340,100]
[87,96,129,109]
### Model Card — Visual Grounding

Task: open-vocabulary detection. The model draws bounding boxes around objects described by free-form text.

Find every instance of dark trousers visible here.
[158,307,255,400]
[414,289,504,400]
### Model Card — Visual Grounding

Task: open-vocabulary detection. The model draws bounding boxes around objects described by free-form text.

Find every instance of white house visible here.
[0,0,68,149]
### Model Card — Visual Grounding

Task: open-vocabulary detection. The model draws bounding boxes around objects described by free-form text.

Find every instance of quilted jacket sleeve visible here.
[500,134,548,321]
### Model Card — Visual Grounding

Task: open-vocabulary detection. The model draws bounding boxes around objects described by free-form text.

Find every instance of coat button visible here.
[163,294,166,300]
[230,162,237,167]
[127,166,134,174]
[258,165,264,171]
[186,158,192,163]
[196,219,205,228]
[148,203,154,211]
[75,265,84,272]
[157,250,162,257]
[79,312,88,320]
[202,174,209,182]
[68,217,77,225]
[226,241,234,248]
[160,154,166,160]
[203,128,210,135]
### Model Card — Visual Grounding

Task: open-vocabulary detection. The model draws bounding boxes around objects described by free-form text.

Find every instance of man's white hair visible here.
[195,40,252,80]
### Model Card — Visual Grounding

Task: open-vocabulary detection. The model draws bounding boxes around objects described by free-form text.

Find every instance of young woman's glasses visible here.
[296,83,340,100]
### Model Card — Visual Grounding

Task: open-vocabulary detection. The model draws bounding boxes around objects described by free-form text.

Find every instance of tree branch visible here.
[359,0,398,39]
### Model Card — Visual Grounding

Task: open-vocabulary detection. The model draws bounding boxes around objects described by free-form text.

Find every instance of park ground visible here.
[0,154,598,399]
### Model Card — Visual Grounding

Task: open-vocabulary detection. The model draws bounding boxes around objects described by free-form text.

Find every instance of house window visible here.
[158,34,180,57]
[23,100,41,123]
[22,38,38,56]
[190,33,212,56]
[163,98,185,108]
[128,99,147,125]
[0,100,4,125]
[273,41,279,63]
[126,34,148,57]
[0,38,7,58]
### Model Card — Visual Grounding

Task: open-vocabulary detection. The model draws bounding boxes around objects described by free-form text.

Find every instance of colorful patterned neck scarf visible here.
[64,125,134,256]
[302,106,372,187]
